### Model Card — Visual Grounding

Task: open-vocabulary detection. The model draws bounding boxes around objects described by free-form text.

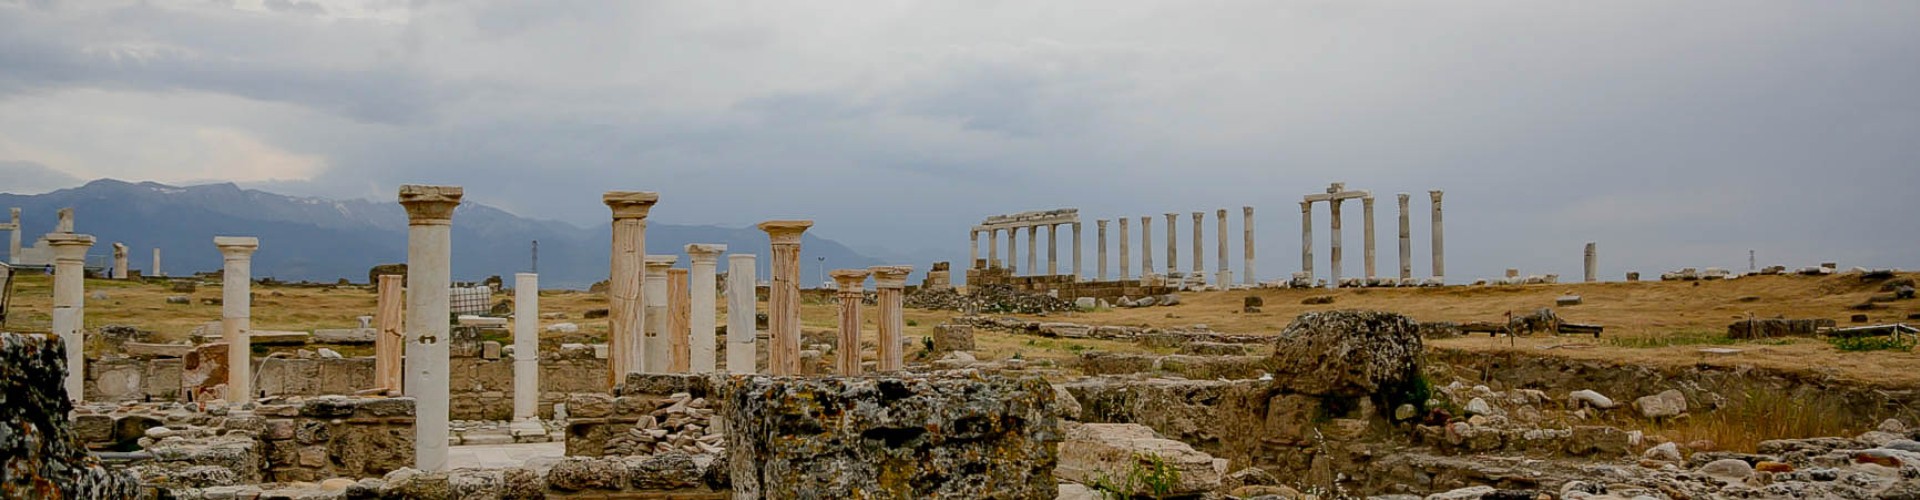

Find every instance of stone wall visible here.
[0,333,145,499]
[81,396,416,485]
[964,266,1172,302]
[256,397,416,482]
[566,373,720,458]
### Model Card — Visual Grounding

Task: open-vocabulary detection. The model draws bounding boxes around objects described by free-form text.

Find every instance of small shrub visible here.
[905,319,918,327]
[1828,335,1917,352]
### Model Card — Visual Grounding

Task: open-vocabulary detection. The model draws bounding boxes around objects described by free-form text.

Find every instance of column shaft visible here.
[152,248,162,277]
[603,192,657,384]
[1070,222,1082,280]
[1117,218,1130,280]
[1140,217,1153,276]
[1363,196,1377,280]
[1585,242,1598,283]
[216,236,259,403]
[830,269,870,375]
[1300,201,1313,281]
[1164,213,1177,275]
[1191,212,1204,277]
[987,229,999,269]
[511,273,540,430]
[7,208,20,265]
[666,268,691,373]
[1215,209,1229,285]
[1046,224,1058,276]
[759,220,812,376]
[725,254,758,373]
[375,275,404,393]
[870,266,912,372]
[1398,194,1412,281]
[1430,191,1445,280]
[1026,225,1037,276]
[47,233,92,403]
[687,245,726,373]
[399,184,461,472]
[1096,220,1108,281]
[968,231,979,269]
[1007,228,1018,274]
[1330,199,1344,287]
[1242,206,1255,285]
[643,256,676,373]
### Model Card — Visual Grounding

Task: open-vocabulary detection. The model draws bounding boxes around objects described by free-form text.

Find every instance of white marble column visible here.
[1046,224,1058,276]
[725,253,758,374]
[1006,227,1018,274]
[1329,199,1344,287]
[1585,242,1598,283]
[830,269,869,375]
[152,248,162,277]
[398,184,461,472]
[1096,220,1108,281]
[1241,206,1255,285]
[1026,225,1038,276]
[987,229,1000,269]
[6,207,20,265]
[47,233,92,403]
[1164,213,1178,276]
[1398,194,1412,281]
[510,273,542,437]
[968,231,979,269]
[215,236,260,402]
[758,220,812,376]
[1070,222,1082,280]
[1300,201,1313,281]
[869,266,912,372]
[111,242,128,279]
[603,192,658,383]
[643,255,677,373]
[686,244,727,373]
[1140,216,1153,277]
[1363,196,1377,281]
[56,207,73,233]
[1117,218,1130,280]
[1191,212,1205,282]
[1430,190,1445,281]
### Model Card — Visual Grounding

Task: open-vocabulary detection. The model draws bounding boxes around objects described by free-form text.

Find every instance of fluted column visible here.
[603,192,658,383]
[374,275,404,394]
[1300,201,1313,281]
[1118,218,1130,280]
[398,184,461,472]
[215,236,260,402]
[1329,199,1344,287]
[111,243,128,279]
[1363,196,1377,280]
[47,233,92,403]
[1241,206,1255,285]
[1191,212,1205,282]
[1070,222,1082,280]
[1096,220,1109,281]
[758,220,812,375]
[1430,190,1445,281]
[510,273,542,437]
[968,231,979,269]
[1585,242,1598,283]
[725,253,758,374]
[1164,213,1178,276]
[1046,224,1058,276]
[644,255,676,373]
[870,266,911,372]
[1215,209,1229,285]
[1026,225,1038,276]
[1140,216,1153,277]
[666,267,691,373]
[686,244,726,373]
[830,269,870,375]
[1398,194,1412,281]
[1007,227,1018,274]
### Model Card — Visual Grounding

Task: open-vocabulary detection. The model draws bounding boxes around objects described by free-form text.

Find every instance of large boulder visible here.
[725,375,1060,499]
[1056,422,1223,497]
[1634,389,1688,419]
[0,333,143,498]
[1269,311,1424,399]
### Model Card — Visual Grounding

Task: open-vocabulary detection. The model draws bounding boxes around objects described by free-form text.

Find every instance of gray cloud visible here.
[0,160,80,194]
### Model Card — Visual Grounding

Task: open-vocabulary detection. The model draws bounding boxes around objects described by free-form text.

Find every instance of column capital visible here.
[1243,206,1254,215]
[45,233,94,259]
[1096,219,1107,228]
[830,269,870,292]
[1218,208,1228,217]
[1429,190,1444,202]
[1165,213,1178,220]
[214,236,260,258]
[1363,195,1375,204]
[603,191,661,220]
[399,185,463,225]
[112,242,127,252]
[1299,200,1312,212]
[757,220,814,244]
[685,243,729,262]
[1192,211,1204,221]
[868,265,913,288]
[644,254,678,272]
[1398,192,1411,203]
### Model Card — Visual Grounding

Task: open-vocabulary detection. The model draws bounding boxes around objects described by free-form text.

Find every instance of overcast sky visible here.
[2,0,1916,282]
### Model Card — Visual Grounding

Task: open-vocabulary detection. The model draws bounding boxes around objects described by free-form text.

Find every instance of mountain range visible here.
[0,179,884,289]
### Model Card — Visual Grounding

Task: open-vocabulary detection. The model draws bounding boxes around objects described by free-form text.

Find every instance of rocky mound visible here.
[1,333,144,499]
[1269,310,1423,399]
[905,284,1075,315]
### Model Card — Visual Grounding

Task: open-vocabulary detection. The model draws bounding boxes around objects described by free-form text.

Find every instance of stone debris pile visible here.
[904,284,1076,314]
[0,333,144,499]
[601,392,724,457]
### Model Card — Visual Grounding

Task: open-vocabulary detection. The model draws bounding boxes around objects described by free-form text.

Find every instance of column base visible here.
[509,418,548,437]
[1216,271,1233,286]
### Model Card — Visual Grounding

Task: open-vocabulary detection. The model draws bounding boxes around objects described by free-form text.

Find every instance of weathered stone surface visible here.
[726,375,1059,499]
[312,328,377,344]
[1633,389,1687,419]
[0,333,143,498]
[931,324,975,353]
[1056,422,1222,497]
[1269,310,1423,398]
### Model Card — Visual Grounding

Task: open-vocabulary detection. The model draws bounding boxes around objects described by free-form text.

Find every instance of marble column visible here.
[1397,194,1412,281]
[1164,213,1178,276]
[1096,220,1109,281]
[1046,224,1058,276]
[1215,210,1229,285]
[987,229,1000,269]
[686,244,727,373]
[1299,201,1313,281]
[1070,222,1082,280]
[6,207,19,265]
[603,192,658,383]
[374,275,404,394]
[1585,242,1598,283]
[758,220,812,376]
[725,253,758,374]
[1329,199,1344,287]
[830,269,870,375]
[1140,216,1153,277]
[56,207,73,233]
[1241,206,1255,285]
[1118,218,1130,280]
[510,273,542,437]
[46,233,92,403]
[398,184,461,472]
[968,231,979,269]
[666,267,691,373]
[643,255,676,373]
[1363,196,1377,281]
[869,266,912,372]
[111,242,128,279]
[1430,190,1445,281]
[1025,225,1038,276]
[1191,212,1205,281]
[152,248,162,277]
[1006,227,1018,274]
[216,236,260,402]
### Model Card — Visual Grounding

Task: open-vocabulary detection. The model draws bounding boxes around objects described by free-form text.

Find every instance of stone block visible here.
[1057,422,1222,497]
[311,328,376,344]
[931,324,975,353]
[726,375,1060,499]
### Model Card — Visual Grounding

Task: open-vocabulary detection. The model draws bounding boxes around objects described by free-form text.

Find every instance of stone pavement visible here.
[446,441,564,469]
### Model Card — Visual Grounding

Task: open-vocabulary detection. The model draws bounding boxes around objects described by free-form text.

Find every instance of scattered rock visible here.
[1425,485,1495,500]
[1300,295,1335,305]
[1464,398,1494,416]
[1643,442,1682,462]
[165,296,191,305]
[1569,389,1617,410]
[1557,294,1583,306]
[904,284,1075,314]
[315,348,343,359]
[1698,458,1754,481]
[1634,389,1687,419]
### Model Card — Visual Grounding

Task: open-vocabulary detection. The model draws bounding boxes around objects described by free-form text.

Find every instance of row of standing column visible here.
[969,222,1081,277]
[1302,191,1445,286]
[1088,208,1257,285]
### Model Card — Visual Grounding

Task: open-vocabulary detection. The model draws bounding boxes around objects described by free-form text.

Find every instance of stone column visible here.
[830,269,870,375]
[1046,224,1058,276]
[725,253,758,374]
[1584,242,1598,283]
[1025,225,1038,276]
[510,273,542,437]
[152,248,162,277]
[398,184,461,472]
[987,229,1000,269]
[46,233,92,403]
[968,231,979,269]
[111,242,128,279]
[1191,212,1205,281]
[214,236,259,402]
[1430,190,1445,281]
[686,244,726,373]
[758,220,812,376]
[603,192,658,383]
[56,207,73,233]
[1241,206,1255,285]
[374,275,404,394]
[1096,220,1108,281]
[1363,196,1377,281]
[644,255,677,373]
[1140,216,1153,277]
[666,267,691,373]
[869,266,912,372]
[1164,213,1177,276]
[1397,194,1412,281]
[1117,218,1130,280]
[1300,201,1313,281]
[1070,222,1082,280]
[1329,199,1344,287]
[6,207,20,265]
[1006,227,1018,274]
[1216,209,1230,285]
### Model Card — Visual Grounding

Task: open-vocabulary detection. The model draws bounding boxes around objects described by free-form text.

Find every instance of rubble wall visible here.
[0,333,145,499]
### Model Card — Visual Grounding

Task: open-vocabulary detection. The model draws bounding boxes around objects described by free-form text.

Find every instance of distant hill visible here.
[0,179,881,288]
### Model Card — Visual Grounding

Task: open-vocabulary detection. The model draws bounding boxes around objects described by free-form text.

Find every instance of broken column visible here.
[56,207,73,233]
[1430,190,1445,281]
[1363,195,1377,281]
[1585,242,1598,283]
[152,248,162,277]
[1140,216,1153,277]
[1397,194,1411,281]
[987,228,999,269]
[46,233,93,402]
[111,242,128,279]
[758,220,812,376]
[374,275,404,394]
[869,265,912,372]
[604,191,658,383]
[1164,213,1177,276]
[510,272,542,437]
[667,267,691,373]
[215,236,259,402]
[1300,201,1313,281]
[686,244,727,373]
[830,269,870,375]
[726,253,758,374]
[398,184,461,472]
[644,255,677,373]
[1191,212,1204,281]
[1242,206,1255,285]
[968,230,979,269]
[1216,209,1230,285]
[1117,218,1130,280]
